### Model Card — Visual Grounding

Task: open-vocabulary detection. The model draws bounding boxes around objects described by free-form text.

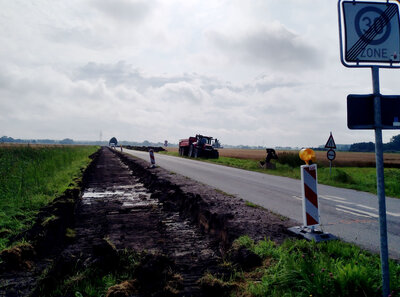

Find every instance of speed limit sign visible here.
[339,0,400,66]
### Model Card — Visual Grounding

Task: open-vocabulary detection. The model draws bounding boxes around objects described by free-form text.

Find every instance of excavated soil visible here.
[0,147,297,297]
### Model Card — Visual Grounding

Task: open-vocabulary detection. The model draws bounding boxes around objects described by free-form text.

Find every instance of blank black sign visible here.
[347,94,400,129]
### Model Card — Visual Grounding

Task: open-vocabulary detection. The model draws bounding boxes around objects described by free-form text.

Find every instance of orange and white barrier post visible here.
[288,148,336,241]
[301,164,320,227]
[149,149,156,168]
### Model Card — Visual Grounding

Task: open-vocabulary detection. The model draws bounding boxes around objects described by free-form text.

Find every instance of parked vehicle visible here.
[179,134,219,158]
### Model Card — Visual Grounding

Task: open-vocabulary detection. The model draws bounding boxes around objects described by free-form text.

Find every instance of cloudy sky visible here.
[1,0,399,147]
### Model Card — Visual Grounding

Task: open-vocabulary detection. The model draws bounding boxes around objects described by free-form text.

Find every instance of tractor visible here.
[179,134,219,158]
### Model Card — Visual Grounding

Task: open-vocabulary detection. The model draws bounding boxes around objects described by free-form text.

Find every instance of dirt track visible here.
[0,147,296,296]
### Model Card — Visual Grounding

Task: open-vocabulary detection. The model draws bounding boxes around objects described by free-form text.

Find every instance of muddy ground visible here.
[0,147,297,297]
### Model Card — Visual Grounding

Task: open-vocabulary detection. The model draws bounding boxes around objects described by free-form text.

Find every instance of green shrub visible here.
[276,152,304,168]
[332,169,356,184]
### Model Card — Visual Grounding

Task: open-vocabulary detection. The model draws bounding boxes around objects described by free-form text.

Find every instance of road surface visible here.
[124,149,400,259]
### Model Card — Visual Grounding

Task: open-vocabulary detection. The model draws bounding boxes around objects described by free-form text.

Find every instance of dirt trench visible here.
[0,147,296,297]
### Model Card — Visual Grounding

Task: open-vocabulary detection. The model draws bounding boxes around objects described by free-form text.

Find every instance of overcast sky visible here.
[1,0,400,147]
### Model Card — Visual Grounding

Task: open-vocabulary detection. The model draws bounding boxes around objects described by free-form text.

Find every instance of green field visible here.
[161,151,400,198]
[0,145,99,250]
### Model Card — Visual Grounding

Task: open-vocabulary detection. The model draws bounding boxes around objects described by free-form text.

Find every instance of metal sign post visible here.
[325,132,337,176]
[338,1,400,295]
[372,66,390,297]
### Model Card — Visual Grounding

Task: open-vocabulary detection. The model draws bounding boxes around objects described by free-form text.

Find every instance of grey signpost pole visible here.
[338,0,400,295]
[372,66,390,297]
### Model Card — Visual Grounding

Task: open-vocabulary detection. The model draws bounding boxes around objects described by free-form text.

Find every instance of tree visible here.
[60,138,74,144]
[389,134,400,150]
[349,142,375,152]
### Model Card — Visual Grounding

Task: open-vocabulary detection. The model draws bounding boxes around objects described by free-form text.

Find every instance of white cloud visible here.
[92,0,153,24]
[0,1,399,146]
[207,23,322,71]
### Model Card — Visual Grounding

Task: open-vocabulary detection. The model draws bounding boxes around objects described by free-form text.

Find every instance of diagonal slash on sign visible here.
[346,4,398,61]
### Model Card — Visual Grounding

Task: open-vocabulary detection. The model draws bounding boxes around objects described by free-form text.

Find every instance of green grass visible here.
[227,236,400,297]
[0,145,99,250]
[42,248,141,297]
[160,151,400,198]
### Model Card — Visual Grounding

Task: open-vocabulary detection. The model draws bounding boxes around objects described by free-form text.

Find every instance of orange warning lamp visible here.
[299,148,316,165]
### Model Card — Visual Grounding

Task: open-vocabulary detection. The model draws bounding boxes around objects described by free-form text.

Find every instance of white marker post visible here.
[301,164,320,228]
[288,149,336,242]
[149,149,156,168]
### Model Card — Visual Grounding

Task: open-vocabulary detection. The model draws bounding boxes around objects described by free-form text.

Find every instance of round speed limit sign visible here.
[327,149,336,161]
[340,1,400,64]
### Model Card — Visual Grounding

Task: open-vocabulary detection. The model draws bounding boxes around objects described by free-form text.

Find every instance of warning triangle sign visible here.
[325,133,336,149]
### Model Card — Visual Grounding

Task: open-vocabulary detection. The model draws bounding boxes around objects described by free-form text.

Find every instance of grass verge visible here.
[41,248,141,297]
[213,236,400,297]
[159,151,400,198]
[0,145,99,250]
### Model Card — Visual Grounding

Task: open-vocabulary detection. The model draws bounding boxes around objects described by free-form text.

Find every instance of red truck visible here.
[179,134,219,158]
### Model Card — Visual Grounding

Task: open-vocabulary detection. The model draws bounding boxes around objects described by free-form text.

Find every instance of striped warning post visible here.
[301,164,320,227]
[149,149,156,167]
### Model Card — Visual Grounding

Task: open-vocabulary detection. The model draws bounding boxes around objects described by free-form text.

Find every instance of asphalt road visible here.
[124,149,400,259]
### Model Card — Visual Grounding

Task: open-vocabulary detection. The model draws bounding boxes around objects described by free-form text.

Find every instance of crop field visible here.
[166,147,400,168]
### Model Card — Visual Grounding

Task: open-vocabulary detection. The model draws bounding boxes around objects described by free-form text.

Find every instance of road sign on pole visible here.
[338,2,397,295]
[325,132,337,149]
[338,0,400,68]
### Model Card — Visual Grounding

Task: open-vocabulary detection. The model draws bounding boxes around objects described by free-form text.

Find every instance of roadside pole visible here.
[372,66,390,297]
[338,1,400,294]
[149,149,156,168]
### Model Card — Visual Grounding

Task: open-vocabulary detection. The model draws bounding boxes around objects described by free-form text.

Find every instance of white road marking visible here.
[356,204,400,217]
[357,204,375,210]
[320,195,354,205]
[320,195,346,201]
[336,204,378,218]
[387,211,400,217]
[335,207,371,218]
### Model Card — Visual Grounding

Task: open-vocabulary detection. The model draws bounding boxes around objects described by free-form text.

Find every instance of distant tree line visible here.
[0,136,73,144]
[349,134,400,152]
[0,136,172,147]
